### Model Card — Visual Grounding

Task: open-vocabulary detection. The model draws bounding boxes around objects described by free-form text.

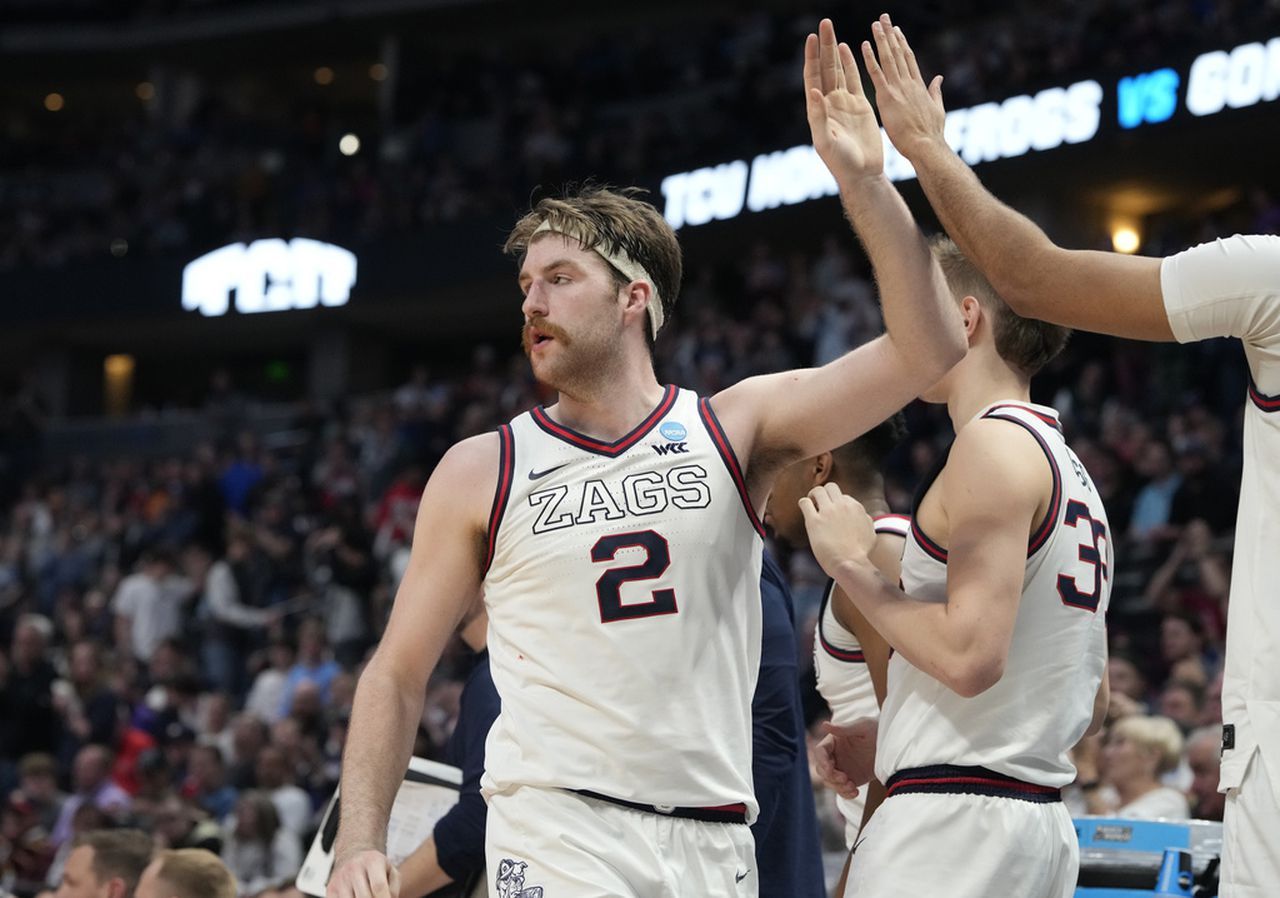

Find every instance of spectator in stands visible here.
[1127,440,1181,543]
[278,619,340,716]
[183,541,278,698]
[225,716,269,791]
[182,745,237,823]
[53,829,153,898]
[252,747,310,838]
[111,550,186,666]
[1159,612,1215,687]
[1157,679,1206,735]
[50,746,131,847]
[57,642,122,764]
[1090,716,1191,819]
[243,641,294,726]
[220,791,302,898]
[13,753,66,836]
[1,615,62,769]
[1184,726,1225,822]
[134,848,236,898]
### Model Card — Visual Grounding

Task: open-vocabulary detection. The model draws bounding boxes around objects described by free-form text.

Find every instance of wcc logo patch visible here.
[496,858,544,898]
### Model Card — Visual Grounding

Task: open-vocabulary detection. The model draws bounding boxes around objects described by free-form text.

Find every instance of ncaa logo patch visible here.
[660,421,687,442]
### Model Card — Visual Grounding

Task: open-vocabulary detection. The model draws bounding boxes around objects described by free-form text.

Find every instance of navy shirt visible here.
[432,651,500,884]
[751,551,826,898]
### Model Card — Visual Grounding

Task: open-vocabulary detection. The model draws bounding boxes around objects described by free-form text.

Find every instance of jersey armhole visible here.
[978,412,1062,557]
[696,397,766,538]
[482,424,516,575]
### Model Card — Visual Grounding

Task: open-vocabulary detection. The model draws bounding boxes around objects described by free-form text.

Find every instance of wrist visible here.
[835,169,890,196]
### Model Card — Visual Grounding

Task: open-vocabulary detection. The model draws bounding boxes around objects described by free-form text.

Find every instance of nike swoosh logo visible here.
[735,870,750,883]
[528,463,569,480]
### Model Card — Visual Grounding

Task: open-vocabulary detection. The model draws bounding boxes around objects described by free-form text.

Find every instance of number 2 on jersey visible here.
[1057,499,1108,612]
[590,530,679,623]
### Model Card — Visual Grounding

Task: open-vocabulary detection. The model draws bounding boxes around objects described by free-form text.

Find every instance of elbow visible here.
[947,655,1006,699]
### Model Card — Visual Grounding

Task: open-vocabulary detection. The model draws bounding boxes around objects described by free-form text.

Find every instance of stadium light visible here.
[1112,225,1141,254]
[136,82,155,102]
[44,92,64,112]
[314,66,335,86]
[370,63,389,82]
[339,133,361,156]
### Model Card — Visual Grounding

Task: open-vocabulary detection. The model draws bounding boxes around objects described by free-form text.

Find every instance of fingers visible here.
[861,39,885,92]
[929,74,945,107]
[892,22,923,83]
[871,17,903,83]
[819,18,843,93]
[386,862,401,898]
[802,32,821,96]
[838,41,863,98]
[805,86,828,134]
[798,495,817,523]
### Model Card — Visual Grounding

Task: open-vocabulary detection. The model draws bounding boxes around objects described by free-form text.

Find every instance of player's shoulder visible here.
[422,432,504,515]
[947,415,1051,495]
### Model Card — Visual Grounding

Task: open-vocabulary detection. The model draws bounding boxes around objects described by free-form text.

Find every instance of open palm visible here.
[804,19,882,180]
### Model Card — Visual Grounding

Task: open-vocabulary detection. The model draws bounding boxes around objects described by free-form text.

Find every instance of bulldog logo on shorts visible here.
[496,858,544,898]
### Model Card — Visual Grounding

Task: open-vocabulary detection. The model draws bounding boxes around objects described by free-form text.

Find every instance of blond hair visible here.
[1113,715,1185,775]
[151,849,236,898]
[930,235,1070,377]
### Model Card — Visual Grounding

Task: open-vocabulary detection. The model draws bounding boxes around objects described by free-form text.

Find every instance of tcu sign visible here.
[182,238,357,317]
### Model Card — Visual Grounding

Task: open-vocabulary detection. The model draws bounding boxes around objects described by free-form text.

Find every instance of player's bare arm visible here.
[327,434,497,898]
[711,19,965,503]
[801,419,1049,697]
[809,533,897,802]
[864,14,1172,342]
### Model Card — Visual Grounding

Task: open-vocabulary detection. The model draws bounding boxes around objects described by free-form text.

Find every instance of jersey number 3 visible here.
[1057,499,1108,612]
[591,530,679,623]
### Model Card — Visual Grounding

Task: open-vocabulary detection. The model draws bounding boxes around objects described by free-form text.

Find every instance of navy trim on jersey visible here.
[697,397,767,538]
[909,444,952,563]
[817,580,865,663]
[979,411,1063,557]
[885,764,1062,803]
[983,402,1063,434]
[483,424,515,575]
[529,384,678,457]
[1248,374,1280,413]
[572,789,749,824]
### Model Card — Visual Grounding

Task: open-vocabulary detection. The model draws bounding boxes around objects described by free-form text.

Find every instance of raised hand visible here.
[798,482,876,580]
[803,18,883,183]
[861,13,947,160]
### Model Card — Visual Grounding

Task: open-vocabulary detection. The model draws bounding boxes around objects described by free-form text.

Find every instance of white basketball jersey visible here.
[876,402,1111,787]
[1160,234,1280,793]
[480,386,763,818]
[814,513,909,847]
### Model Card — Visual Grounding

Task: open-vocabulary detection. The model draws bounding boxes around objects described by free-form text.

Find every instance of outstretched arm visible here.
[713,19,964,499]
[800,419,1048,697]
[327,435,496,898]
[864,14,1172,341]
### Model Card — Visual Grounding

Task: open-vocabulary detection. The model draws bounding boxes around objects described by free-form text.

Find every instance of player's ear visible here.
[813,451,834,485]
[622,279,652,320]
[960,295,982,341]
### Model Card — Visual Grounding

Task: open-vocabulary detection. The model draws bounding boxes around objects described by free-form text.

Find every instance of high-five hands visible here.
[803,18,884,183]
[860,13,948,161]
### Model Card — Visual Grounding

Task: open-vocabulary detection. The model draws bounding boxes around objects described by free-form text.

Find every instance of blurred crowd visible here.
[5,0,1280,271]
[2,190,1270,891]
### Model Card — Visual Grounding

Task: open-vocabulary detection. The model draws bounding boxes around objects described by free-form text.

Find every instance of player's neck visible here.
[848,476,891,518]
[547,366,665,442]
[946,357,1032,431]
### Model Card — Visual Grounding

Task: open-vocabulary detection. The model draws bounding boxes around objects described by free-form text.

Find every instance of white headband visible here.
[532,219,665,339]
